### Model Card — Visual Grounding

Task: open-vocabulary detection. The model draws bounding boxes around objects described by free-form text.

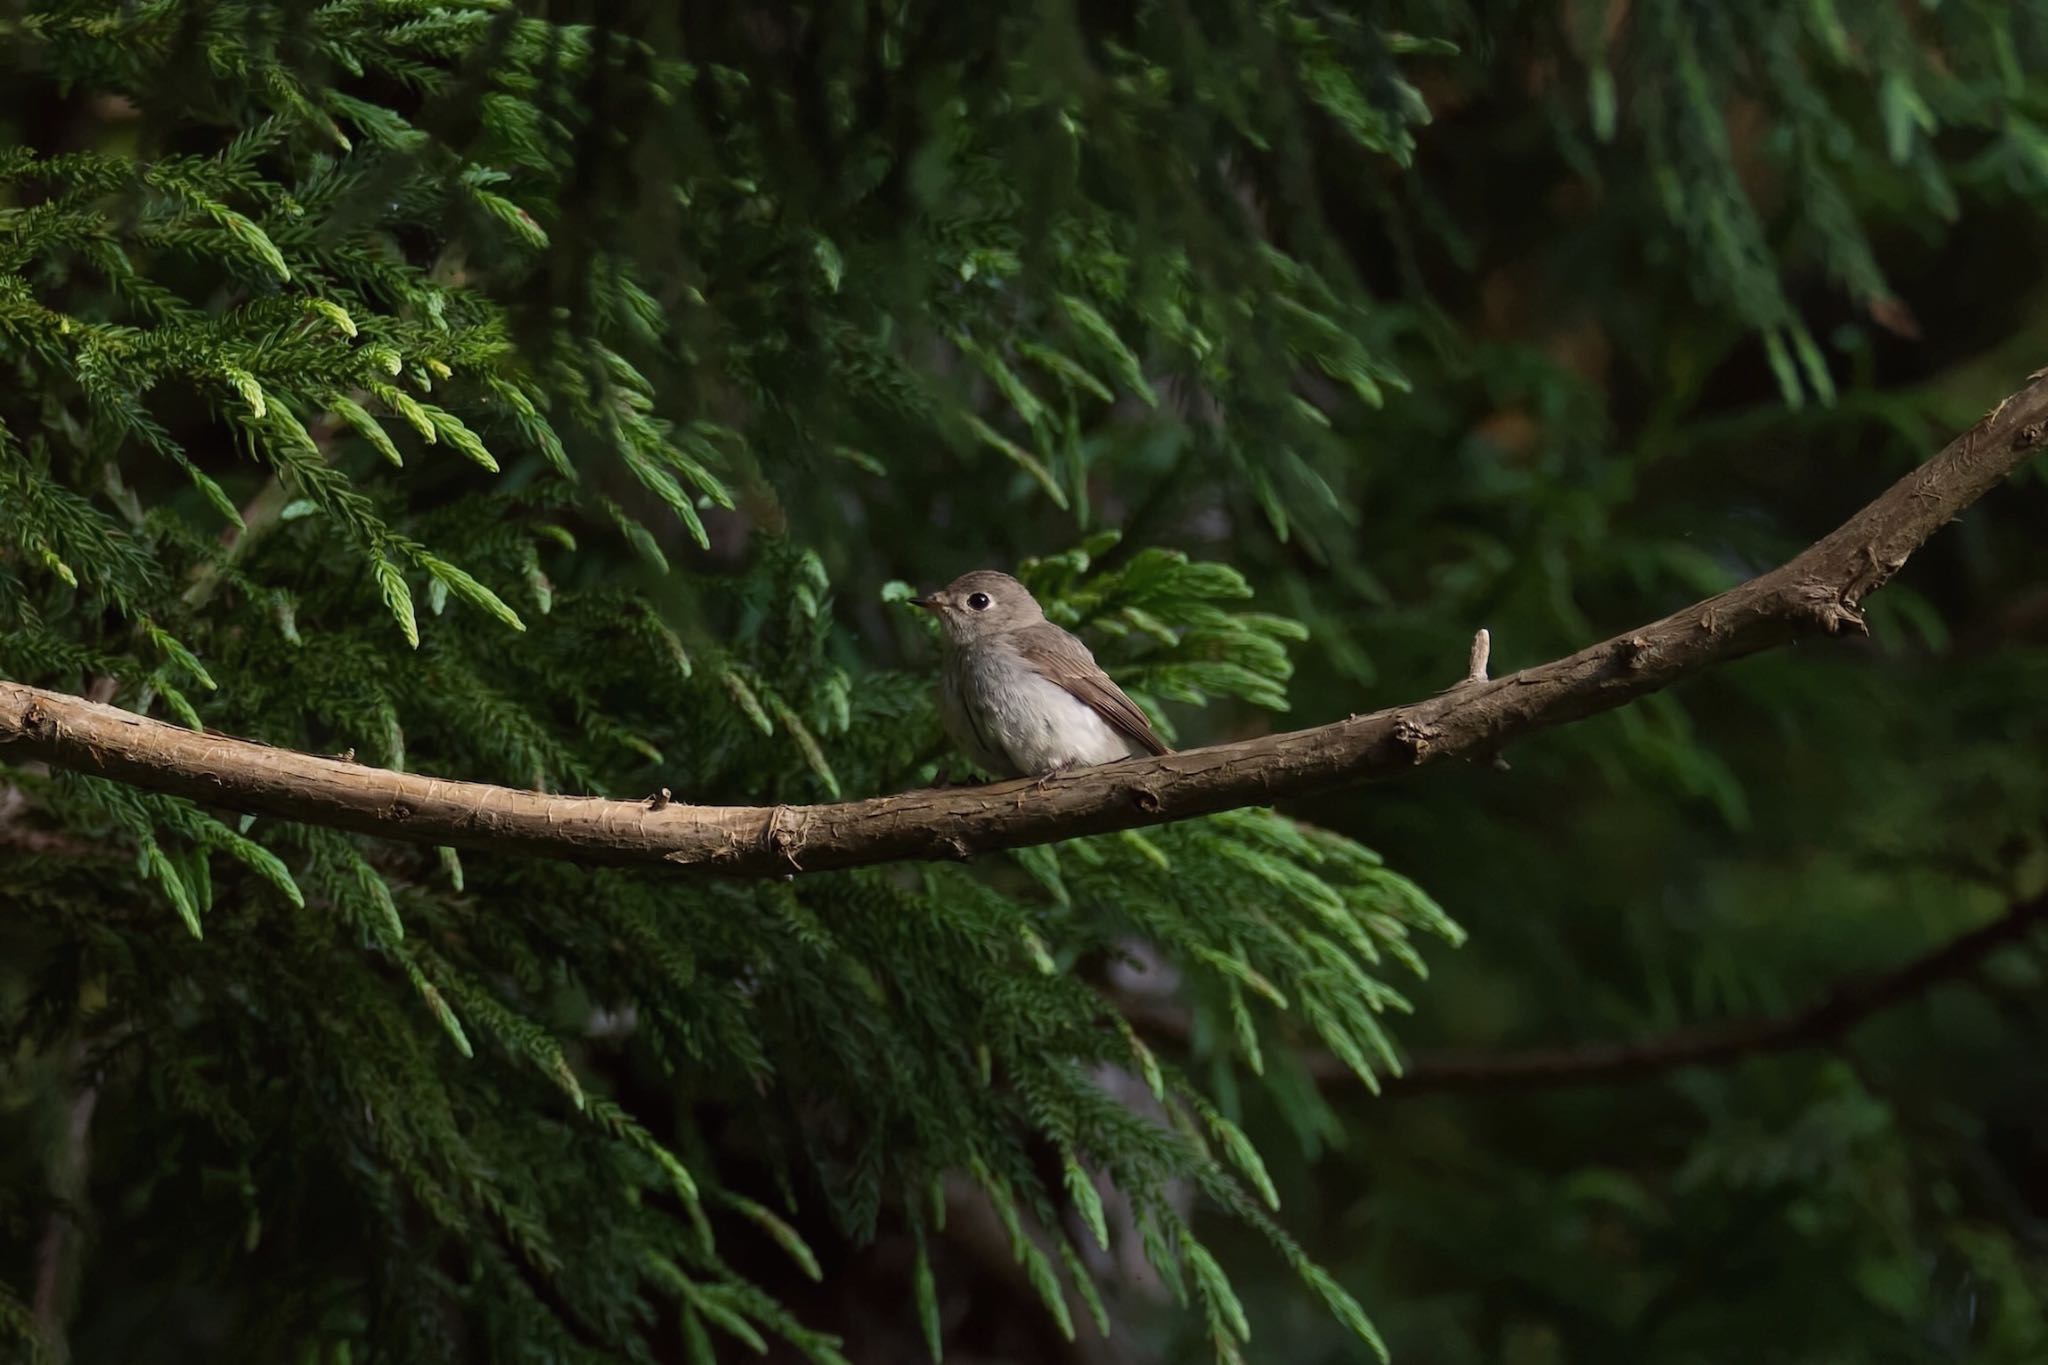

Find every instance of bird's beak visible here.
[910,594,941,611]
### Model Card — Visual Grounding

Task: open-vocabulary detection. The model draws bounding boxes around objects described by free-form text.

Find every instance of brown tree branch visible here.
[1385,888,2048,1092]
[3,370,2047,876]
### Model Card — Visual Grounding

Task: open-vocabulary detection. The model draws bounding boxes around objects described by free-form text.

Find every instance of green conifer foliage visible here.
[0,4,1457,1359]
[6,2,2048,1362]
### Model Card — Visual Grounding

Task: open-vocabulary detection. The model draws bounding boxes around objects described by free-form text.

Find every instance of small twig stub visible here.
[1466,628,1491,684]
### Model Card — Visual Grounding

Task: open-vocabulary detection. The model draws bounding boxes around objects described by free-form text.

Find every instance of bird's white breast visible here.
[941,640,1135,778]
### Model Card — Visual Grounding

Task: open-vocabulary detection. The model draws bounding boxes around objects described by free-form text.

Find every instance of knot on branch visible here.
[1809,602,1869,637]
[1614,635,1653,671]
[1841,544,1911,603]
[762,805,808,871]
[1790,582,1869,637]
[1392,716,1443,763]
[17,699,54,740]
[1128,785,1163,815]
[2016,422,2045,451]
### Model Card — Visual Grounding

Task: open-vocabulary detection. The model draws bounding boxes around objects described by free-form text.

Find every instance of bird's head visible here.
[911,570,1048,645]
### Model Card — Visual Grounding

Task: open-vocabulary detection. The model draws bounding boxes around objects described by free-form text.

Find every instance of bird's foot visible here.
[1016,761,1075,809]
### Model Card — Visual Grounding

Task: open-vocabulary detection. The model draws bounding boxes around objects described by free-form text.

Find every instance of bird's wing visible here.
[1011,624,1172,756]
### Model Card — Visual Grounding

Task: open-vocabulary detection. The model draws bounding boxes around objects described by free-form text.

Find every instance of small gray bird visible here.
[912,570,1171,779]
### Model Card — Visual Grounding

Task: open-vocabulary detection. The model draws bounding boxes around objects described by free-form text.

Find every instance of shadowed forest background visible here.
[3,2,2048,1362]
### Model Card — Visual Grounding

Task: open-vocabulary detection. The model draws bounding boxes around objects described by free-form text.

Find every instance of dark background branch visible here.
[1119,891,2048,1094]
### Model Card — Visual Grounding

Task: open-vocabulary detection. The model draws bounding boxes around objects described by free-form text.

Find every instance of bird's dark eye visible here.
[966,592,992,611]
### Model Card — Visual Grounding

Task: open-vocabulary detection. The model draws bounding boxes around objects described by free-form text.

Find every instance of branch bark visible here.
[4,370,2047,876]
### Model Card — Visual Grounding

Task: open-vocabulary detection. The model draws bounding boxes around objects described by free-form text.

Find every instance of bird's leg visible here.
[1016,759,1075,809]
